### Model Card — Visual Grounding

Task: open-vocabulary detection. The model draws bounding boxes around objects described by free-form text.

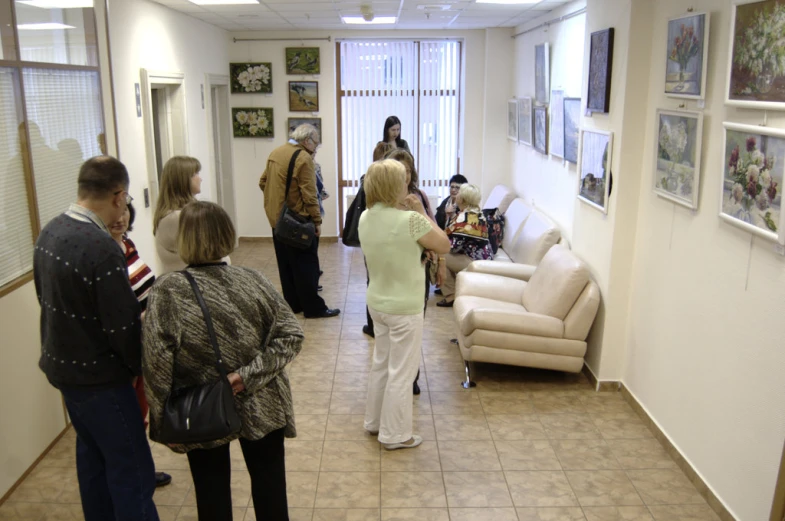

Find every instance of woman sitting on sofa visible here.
[436,184,493,307]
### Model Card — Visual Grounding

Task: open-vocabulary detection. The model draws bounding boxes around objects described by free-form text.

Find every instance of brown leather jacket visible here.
[259,142,322,227]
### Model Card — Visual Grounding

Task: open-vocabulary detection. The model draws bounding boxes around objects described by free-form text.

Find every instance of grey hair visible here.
[457,183,482,211]
[290,124,319,144]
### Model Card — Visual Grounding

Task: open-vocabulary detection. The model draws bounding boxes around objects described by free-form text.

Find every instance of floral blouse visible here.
[446,210,493,261]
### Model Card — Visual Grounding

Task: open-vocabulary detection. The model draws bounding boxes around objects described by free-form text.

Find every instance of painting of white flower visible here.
[230,62,272,93]
[233,108,273,138]
[653,109,703,209]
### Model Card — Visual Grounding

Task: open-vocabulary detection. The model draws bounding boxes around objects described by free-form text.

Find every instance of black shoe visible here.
[362,325,375,338]
[413,381,420,395]
[305,308,340,318]
[319,270,324,276]
[155,472,172,487]
[317,285,323,292]
[436,299,454,307]
[434,288,443,295]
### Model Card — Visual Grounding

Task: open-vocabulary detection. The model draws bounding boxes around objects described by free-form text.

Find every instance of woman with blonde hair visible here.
[153,155,202,274]
[360,159,450,450]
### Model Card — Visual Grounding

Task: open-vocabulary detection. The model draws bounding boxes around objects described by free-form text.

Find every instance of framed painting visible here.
[578,129,613,213]
[563,97,581,164]
[727,0,785,109]
[289,81,319,112]
[507,99,518,142]
[288,117,322,141]
[665,12,710,99]
[653,109,704,209]
[534,106,548,154]
[720,122,785,243]
[517,96,533,146]
[286,47,320,75]
[230,62,272,93]
[550,90,565,158]
[587,28,614,114]
[535,43,550,105]
[232,108,273,138]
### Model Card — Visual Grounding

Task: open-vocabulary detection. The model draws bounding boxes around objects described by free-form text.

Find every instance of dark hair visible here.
[178,201,236,265]
[126,201,136,233]
[449,174,468,185]
[386,148,419,193]
[77,156,130,199]
[382,116,405,148]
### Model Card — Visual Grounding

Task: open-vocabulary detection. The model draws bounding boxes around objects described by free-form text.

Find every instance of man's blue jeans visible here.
[61,383,159,521]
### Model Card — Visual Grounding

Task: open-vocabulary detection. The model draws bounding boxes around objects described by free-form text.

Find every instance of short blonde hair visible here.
[178,201,236,265]
[364,159,406,208]
[457,183,482,211]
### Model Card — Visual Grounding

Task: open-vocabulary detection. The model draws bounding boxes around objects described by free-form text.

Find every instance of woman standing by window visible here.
[375,116,411,157]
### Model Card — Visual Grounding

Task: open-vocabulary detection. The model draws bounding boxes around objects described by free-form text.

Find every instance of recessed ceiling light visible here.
[475,0,540,4]
[17,0,92,8]
[17,22,76,30]
[342,16,396,24]
[187,0,259,5]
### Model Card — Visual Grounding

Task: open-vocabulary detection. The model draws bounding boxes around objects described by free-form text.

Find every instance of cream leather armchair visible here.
[453,245,600,386]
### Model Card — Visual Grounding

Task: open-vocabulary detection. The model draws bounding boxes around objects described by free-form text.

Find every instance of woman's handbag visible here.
[342,176,366,247]
[274,149,316,249]
[158,271,243,445]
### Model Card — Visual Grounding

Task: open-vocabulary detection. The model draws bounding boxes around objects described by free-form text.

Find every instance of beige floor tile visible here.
[487,414,548,440]
[38,504,84,520]
[626,470,705,506]
[530,392,588,414]
[292,355,339,373]
[380,471,447,508]
[495,440,562,471]
[539,414,602,440]
[315,472,381,508]
[580,394,635,415]
[285,440,324,472]
[479,393,535,415]
[333,371,370,392]
[294,414,329,441]
[442,471,513,508]
[294,392,332,415]
[430,392,483,415]
[433,415,492,440]
[7,466,78,503]
[605,439,678,470]
[329,392,368,415]
[313,508,381,521]
[286,471,320,508]
[646,505,720,521]
[438,440,501,471]
[449,507,519,521]
[380,508,448,521]
[290,370,335,393]
[157,506,181,521]
[516,507,586,521]
[175,507,246,520]
[37,438,76,469]
[583,506,653,521]
[414,415,437,440]
[0,502,51,520]
[592,413,654,440]
[151,443,191,471]
[326,414,376,440]
[381,440,441,471]
[152,470,193,506]
[564,470,642,507]
[413,393,433,415]
[336,355,373,372]
[505,471,578,507]
[321,440,380,471]
[288,508,315,521]
[551,439,621,470]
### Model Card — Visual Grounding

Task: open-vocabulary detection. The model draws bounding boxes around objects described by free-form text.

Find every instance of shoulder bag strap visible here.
[283,149,303,199]
[181,271,229,378]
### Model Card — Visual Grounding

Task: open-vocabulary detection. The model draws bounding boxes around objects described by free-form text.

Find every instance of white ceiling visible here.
[148,0,571,31]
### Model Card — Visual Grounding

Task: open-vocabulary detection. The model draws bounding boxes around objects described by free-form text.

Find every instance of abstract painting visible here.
[653,109,704,209]
[286,47,320,75]
[534,106,548,154]
[535,43,550,105]
[288,117,322,141]
[550,89,565,158]
[727,0,785,108]
[587,28,614,114]
[720,122,785,242]
[578,129,613,213]
[518,96,532,146]
[665,12,710,99]
[289,81,319,112]
[232,108,273,138]
[230,63,272,93]
[563,97,581,164]
[507,99,518,142]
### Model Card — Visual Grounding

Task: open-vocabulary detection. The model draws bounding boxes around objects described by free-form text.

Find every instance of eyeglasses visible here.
[114,190,134,205]
[449,184,461,190]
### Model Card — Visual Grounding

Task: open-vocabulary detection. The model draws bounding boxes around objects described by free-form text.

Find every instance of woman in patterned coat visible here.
[142,201,304,521]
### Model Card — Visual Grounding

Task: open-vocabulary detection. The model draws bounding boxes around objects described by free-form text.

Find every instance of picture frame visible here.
[286,47,320,75]
[726,0,785,109]
[230,62,272,94]
[563,97,581,164]
[587,28,615,114]
[288,117,322,141]
[232,108,274,138]
[665,12,710,99]
[288,81,319,112]
[550,90,565,158]
[517,96,533,146]
[578,129,613,213]
[534,106,548,155]
[535,43,550,105]
[507,98,519,142]
[653,109,704,209]
[719,122,785,243]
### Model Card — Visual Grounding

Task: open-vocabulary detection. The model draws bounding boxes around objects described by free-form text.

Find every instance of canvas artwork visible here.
[587,28,615,113]
[288,117,322,141]
[518,96,533,146]
[578,129,613,213]
[653,109,704,209]
[507,99,518,141]
[535,43,550,105]
[665,12,710,98]
[286,47,320,75]
[232,108,273,138]
[550,90,565,158]
[534,107,548,154]
[289,81,319,112]
[727,0,785,108]
[230,63,272,93]
[720,122,785,242]
[563,97,581,164]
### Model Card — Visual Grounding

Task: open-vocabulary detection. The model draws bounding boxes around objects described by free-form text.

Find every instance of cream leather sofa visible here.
[453,244,600,385]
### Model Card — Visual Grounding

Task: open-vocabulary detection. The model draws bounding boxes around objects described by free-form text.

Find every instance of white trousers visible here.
[363,308,423,444]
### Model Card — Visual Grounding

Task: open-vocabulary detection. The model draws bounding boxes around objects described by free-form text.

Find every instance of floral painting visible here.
[286,47,320,75]
[289,81,319,112]
[728,0,785,107]
[535,43,550,105]
[665,13,709,98]
[720,122,785,241]
[563,97,581,164]
[534,106,548,154]
[550,90,565,158]
[578,129,613,213]
[232,108,273,138]
[230,63,272,94]
[654,110,703,209]
[518,96,532,146]
[587,28,614,114]
[507,99,518,142]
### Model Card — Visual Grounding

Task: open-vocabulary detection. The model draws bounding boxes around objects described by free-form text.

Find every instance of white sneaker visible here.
[382,435,423,450]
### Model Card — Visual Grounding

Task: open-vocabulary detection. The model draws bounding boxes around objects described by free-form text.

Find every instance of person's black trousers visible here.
[273,233,326,316]
[186,429,289,521]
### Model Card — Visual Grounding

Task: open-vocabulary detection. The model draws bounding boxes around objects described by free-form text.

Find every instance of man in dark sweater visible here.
[34,156,160,521]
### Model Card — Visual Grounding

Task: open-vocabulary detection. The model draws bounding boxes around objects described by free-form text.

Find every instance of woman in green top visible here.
[359,160,450,450]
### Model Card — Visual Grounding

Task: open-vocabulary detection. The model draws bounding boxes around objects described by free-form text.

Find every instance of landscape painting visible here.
[665,12,710,98]
[535,43,550,105]
[534,106,548,154]
[286,47,320,75]
[507,99,518,141]
[550,90,565,158]
[563,97,581,163]
[518,96,532,146]
[587,28,615,113]
[288,117,322,141]
[289,81,319,112]
[578,129,613,213]
[653,109,704,209]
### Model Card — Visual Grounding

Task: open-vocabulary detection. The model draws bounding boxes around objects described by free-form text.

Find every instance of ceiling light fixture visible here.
[17,0,92,8]
[187,0,259,5]
[475,0,540,4]
[342,16,397,24]
[17,22,76,30]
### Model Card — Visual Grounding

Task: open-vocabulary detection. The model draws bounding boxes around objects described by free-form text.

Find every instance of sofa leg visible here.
[461,361,476,389]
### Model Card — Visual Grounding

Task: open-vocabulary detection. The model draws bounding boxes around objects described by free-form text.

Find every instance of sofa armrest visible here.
[466,260,537,281]
[457,304,564,338]
[455,272,526,304]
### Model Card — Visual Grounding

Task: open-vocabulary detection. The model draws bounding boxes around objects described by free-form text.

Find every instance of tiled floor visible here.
[0,242,720,521]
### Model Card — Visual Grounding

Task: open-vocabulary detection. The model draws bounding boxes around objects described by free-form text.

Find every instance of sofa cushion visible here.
[500,199,533,251]
[507,210,561,265]
[455,296,564,338]
[456,271,526,303]
[522,245,590,320]
[482,185,516,214]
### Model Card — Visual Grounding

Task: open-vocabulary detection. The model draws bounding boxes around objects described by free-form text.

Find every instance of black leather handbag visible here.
[342,176,366,248]
[274,149,316,249]
[158,271,242,445]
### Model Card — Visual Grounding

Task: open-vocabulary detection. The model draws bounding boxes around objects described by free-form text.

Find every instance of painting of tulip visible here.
[665,13,709,99]
[653,109,703,209]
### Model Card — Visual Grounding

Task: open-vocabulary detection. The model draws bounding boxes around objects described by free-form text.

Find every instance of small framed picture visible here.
[230,63,272,94]
[535,43,550,105]
[563,97,581,164]
[507,98,519,142]
[286,47,320,75]
[550,90,565,158]
[232,108,274,138]
[653,109,704,209]
[578,129,613,213]
[288,81,319,112]
[517,97,532,146]
[288,117,322,141]
[587,28,614,114]
[533,106,548,155]
[665,12,710,99]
